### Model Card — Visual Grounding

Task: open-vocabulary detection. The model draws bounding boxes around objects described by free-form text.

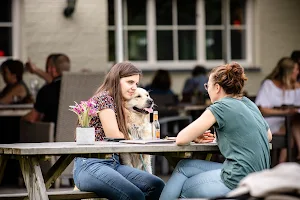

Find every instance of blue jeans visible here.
[159,159,231,200]
[73,154,165,200]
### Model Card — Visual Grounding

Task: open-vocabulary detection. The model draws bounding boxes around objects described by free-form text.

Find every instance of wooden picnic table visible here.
[0,104,33,117]
[0,141,219,200]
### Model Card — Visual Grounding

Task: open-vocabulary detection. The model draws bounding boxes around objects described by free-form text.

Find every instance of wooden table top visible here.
[0,141,219,155]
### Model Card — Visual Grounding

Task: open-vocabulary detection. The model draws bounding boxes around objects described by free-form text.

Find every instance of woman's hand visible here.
[193,130,215,143]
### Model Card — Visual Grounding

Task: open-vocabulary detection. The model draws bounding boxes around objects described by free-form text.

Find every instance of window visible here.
[0,0,20,62]
[108,0,253,69]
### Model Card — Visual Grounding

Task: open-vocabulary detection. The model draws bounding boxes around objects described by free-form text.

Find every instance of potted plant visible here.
[69,100,99,144]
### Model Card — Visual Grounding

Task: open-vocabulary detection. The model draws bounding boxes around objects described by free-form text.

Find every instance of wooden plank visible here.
[0,142,219,155]
[44,154,76,189]
[19,156,49,200]
[0,190,103,200]
[0,155,8,184]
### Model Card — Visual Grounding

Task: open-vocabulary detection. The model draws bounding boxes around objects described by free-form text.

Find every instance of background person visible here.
[160,62,271,199]
[144,69,176,95]
[181,65,208,103]
[25,53,60,84]
[255,57,300,162]
[291,50,300,81]
[73,62,165,200]
[0,59,33,104]
[22,54,71,133]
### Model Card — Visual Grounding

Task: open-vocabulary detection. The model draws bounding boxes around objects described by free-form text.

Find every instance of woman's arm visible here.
[98,109,125,138]
[0,84,27,104]
[259,107,296,115]
[176,109,216,145]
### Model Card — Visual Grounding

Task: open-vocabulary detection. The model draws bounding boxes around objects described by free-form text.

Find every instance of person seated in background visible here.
[255,57,300,162]
[144,69,176,95]
[25,53,63,84]
[182,65,208,103]
[22,54,71,131]
[0,59,33,104]
[144,69,178,117]
[291,50,300,81]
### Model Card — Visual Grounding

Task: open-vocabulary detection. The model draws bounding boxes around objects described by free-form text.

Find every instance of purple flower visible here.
[69,100,99,127]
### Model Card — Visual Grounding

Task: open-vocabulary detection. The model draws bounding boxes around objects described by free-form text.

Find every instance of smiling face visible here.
[125,88,154,114]
[120,74,140,100]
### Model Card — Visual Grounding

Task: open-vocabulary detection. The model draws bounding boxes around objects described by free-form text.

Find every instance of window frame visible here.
[108,0,254,70]
[0,0,21,64]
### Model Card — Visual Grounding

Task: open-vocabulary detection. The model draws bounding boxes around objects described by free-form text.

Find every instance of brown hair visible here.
[210,62,248,96]
[95,62,142,139]
[265,57,296,89]
[151,69,171,90]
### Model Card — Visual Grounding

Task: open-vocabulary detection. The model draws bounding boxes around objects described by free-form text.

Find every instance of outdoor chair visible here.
[55,71,106,186]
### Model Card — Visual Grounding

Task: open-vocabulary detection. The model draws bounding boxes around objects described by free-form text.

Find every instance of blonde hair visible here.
[265,57,296,89]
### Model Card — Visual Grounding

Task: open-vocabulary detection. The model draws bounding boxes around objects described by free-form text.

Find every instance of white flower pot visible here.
[76,127,95,145]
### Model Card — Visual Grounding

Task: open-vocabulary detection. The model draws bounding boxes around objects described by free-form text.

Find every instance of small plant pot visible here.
[76,127,95,145]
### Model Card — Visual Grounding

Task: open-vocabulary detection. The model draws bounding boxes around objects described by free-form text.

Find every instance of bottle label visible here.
[156,130,160,139]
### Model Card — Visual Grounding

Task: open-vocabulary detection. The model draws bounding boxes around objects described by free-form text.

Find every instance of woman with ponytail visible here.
[160,62,271,199]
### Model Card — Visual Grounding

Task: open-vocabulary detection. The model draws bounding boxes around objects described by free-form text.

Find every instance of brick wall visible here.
[23,0,107,72]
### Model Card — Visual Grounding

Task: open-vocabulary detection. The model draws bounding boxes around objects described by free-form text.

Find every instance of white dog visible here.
[122,87,154,173]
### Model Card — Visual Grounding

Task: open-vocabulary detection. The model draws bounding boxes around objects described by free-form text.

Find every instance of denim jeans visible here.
[159,159,231,200]
[73,154,165,200]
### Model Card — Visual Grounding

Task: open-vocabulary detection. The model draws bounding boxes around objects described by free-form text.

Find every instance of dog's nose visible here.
[147,99,153,105]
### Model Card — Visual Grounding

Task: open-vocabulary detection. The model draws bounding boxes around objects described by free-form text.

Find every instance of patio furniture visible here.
[55,71,106,186]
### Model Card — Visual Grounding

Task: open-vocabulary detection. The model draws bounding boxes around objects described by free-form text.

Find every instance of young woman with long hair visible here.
[256,57,300,162]
[73,62,164,200]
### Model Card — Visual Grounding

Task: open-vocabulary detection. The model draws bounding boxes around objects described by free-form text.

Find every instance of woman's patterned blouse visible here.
[89,91,117,141]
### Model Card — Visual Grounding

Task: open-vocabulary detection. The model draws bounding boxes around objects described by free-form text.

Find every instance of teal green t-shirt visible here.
[208,96,270,190]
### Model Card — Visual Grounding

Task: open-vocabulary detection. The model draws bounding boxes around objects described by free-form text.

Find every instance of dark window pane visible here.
[205,0,221,25]
[178,30,196,60]
[108,0,114,26]
[0,27,12,57]
[127,0,146,25]
[206,30,222,60]
[231,30,246,59]
[0,0,11,22]
[230,0,246,25]
[177,0,196,25]
[108,31,115,61]
[128,31,147,61]
[156,0,172,25]
[157,31,173,60]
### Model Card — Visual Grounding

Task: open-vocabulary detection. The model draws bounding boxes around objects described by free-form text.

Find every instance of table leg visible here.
[19,156,49,200]
[44,154,76,189]
[0,155,8,184]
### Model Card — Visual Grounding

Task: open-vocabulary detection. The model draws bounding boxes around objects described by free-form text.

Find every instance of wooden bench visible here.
[0,190,106,200]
